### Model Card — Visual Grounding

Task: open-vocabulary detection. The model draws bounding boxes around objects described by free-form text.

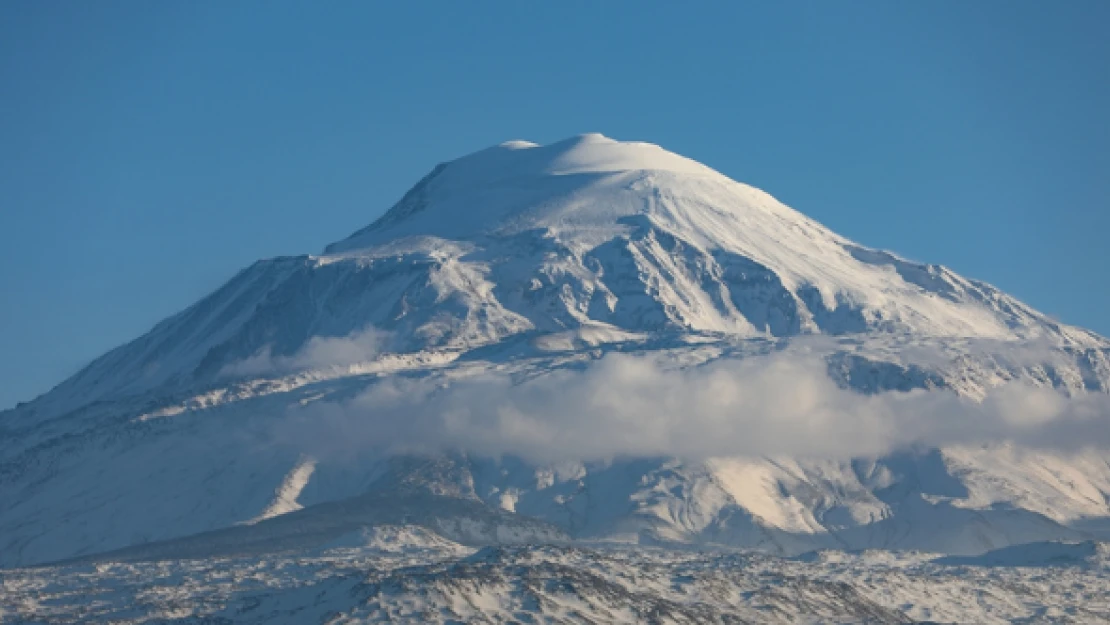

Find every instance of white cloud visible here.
[221,327,388,377]
[270,351,1110,462]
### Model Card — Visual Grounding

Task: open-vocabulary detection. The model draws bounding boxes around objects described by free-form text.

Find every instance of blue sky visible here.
[1,1,1107,409]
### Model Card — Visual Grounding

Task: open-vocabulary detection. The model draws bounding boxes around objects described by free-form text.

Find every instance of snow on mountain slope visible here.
[2,133,1110,570]
[47,492,566,567]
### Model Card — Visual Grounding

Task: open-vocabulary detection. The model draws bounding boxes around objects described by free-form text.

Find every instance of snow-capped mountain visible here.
[26,134,1106,413]
[2,133,1110,571]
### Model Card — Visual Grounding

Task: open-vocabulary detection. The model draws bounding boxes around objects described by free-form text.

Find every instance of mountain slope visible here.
[2,133,1109,568]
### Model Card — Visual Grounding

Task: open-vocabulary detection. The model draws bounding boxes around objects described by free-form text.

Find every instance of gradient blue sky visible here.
[1,2,1108,408]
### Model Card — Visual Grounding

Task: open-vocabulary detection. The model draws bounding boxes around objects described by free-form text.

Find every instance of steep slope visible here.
[2,133,1109,568]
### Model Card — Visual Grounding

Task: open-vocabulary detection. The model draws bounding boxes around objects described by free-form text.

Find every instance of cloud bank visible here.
[222,327,388,377]
[270,351,1110,462]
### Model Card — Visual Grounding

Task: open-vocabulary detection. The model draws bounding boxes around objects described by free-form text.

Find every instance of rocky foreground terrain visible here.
[4,530,1109,624]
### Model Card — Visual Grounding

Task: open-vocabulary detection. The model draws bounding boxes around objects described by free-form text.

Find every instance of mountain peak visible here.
[324,133,736,254]
[452,132,719,178]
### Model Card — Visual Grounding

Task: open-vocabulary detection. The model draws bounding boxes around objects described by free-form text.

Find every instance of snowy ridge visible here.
[935,540,1110,568]
[6,541,1110,623]
[2,134,1110,577]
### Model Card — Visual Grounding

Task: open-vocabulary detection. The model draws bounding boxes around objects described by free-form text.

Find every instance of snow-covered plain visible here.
[3,134,1110,621]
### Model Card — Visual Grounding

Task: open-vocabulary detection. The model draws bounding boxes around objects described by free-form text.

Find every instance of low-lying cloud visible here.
[270,351,1110,462]
[222,327,388,377]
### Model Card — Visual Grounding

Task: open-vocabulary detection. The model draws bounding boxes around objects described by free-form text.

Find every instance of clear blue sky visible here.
[1,1,1108,409]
